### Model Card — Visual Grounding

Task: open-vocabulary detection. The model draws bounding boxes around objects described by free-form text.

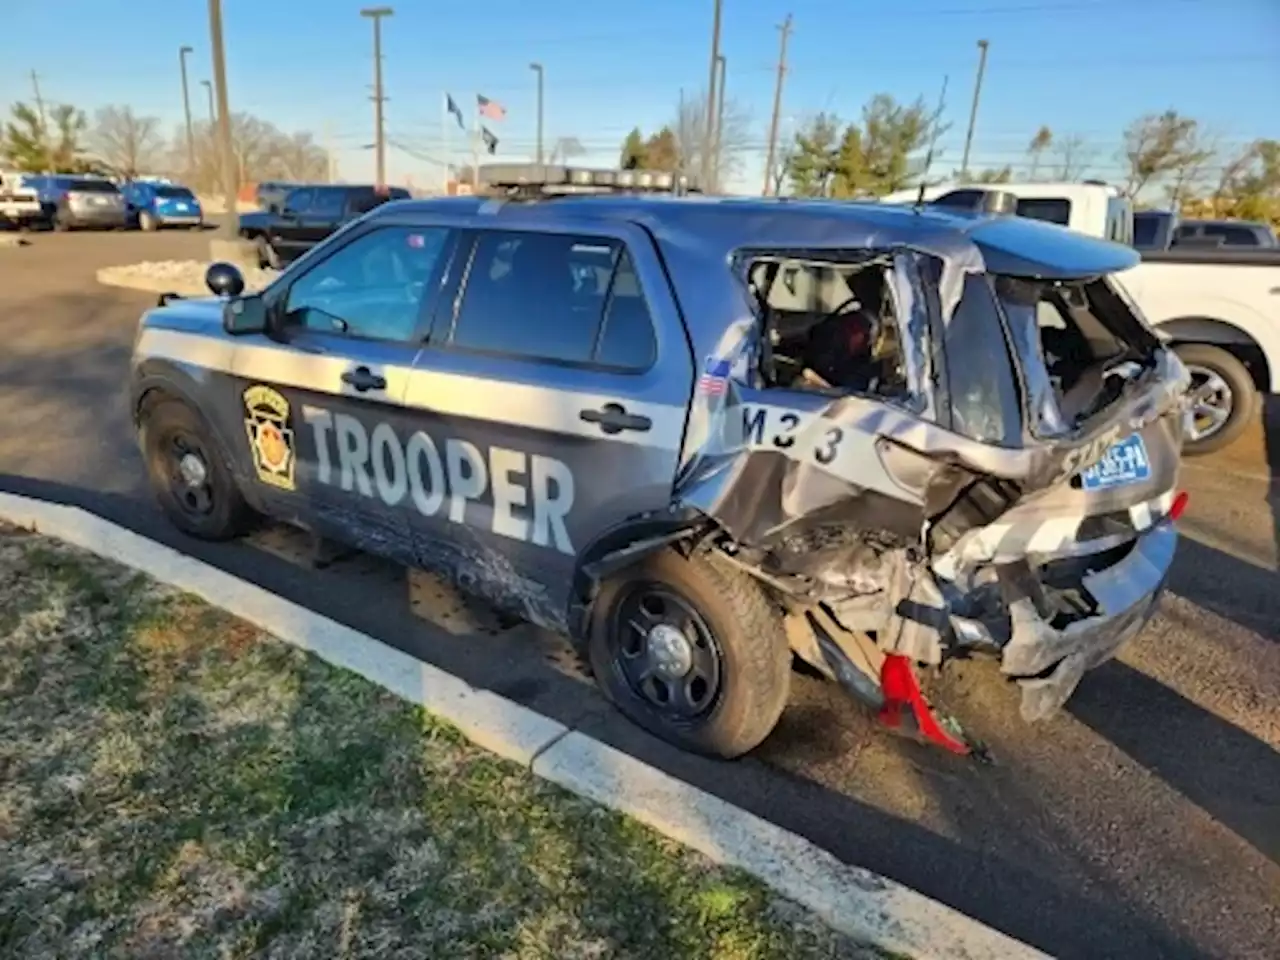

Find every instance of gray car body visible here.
[129,194,1188,723]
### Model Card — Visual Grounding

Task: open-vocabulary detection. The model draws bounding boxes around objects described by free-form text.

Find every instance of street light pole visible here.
[713,54,726,188]
[179,46,196,178]
[361,6,394,190]
[529,62,544,165]
[703,0,723,190]
[960,39,989,181]
[200,79,215,125]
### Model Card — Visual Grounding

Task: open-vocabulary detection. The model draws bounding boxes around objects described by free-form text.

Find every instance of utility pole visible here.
[179,46,196,179]
[712,54,726,188]
[702,0,722,190]
[960,39,989,180]
[207,0,238,241]
[677,87,685,175]
[361,6,393,190]
[29,70,49,172]
[763,14,792,196]
[529,62,544,164]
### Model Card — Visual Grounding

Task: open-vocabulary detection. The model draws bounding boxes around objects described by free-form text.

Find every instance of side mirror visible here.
[223,294,269,335]
[206,261,245,298]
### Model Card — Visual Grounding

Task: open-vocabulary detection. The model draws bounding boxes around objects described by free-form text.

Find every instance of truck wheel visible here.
[255,235,281,270]
[587,548,791,759]
[1175,344,1257,456]
[140,399,250,541]
[138,210,157,232]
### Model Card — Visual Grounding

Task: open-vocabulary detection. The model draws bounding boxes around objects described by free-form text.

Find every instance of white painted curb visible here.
[0,492,1049,960]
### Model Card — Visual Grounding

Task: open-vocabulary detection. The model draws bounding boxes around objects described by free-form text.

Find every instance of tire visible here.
[140,399,250,540]
[138,210,157,232]
[587,548,791,759]
[255,234,281,270]
[53,208,70,232]
[1175,343,1257,456]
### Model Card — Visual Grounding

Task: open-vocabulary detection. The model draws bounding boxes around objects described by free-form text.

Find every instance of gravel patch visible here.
[96,259,280,296]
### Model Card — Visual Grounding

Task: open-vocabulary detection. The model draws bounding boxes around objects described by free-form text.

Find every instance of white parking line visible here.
[0,491,1048,960]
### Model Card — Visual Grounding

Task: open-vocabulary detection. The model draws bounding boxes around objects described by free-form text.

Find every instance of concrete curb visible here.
[0,491,1049,960]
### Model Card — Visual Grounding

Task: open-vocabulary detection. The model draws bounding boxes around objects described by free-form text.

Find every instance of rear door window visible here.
[448,230,656,370]
[1015,197,1071,226]
[70,179,119,194]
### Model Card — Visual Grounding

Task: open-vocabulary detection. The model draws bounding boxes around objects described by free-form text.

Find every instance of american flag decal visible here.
[698,356,732,396]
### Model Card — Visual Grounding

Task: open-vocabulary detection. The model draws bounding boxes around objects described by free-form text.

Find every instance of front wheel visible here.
[138,210,157,232]
[255,234,281,270]
[140,399,250,540]
[587,548,791,759]
[1175,343,1257,456]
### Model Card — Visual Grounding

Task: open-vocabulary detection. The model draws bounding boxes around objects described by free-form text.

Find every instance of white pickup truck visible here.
[883,182,1280,454]
[0,171,45,231]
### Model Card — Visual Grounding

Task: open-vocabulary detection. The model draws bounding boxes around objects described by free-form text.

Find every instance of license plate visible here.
[1080,434,1151,490]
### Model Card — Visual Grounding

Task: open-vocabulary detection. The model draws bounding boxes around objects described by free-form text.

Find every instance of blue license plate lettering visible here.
[1080,434,1151,490]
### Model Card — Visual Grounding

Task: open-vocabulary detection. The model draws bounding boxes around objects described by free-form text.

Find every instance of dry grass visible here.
[0,527,889,960]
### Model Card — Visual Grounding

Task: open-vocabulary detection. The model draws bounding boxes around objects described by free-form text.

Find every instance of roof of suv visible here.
[368,193,1140,281]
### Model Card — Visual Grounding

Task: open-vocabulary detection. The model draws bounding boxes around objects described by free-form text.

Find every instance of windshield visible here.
[155,185,194,199]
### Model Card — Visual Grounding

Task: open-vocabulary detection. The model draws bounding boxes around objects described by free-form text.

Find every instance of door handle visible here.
[579,402,651,435]
[341,366,387,392]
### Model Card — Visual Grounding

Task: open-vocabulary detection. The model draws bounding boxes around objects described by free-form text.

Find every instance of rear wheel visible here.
[587,548,791,759]
[1175,343,1256,455]
[140,399,250,540]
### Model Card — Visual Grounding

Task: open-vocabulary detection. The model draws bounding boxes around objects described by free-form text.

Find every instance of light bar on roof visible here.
[477,163,697,195]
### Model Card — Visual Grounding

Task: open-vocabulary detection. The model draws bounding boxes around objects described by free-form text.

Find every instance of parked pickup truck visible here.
[238,183,410,269]
[889,183,1280,454]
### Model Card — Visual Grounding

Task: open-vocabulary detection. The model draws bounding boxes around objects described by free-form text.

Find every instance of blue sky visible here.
[2,0,1277,192]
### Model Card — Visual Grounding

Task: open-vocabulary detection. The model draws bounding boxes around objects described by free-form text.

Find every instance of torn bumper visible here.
[967,521,1177,722]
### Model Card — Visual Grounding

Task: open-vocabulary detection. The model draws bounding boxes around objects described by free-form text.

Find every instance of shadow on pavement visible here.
[1068,657,1280,864]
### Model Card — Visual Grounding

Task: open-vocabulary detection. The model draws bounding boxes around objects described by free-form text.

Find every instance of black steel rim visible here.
[607,582,724,722]
[159,428,216,517]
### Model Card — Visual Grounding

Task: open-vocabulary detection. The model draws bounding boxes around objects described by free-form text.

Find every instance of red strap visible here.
[877,654,971,755]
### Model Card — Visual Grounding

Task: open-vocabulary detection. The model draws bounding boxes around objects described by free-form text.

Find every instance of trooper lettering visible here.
[301,407,576,555]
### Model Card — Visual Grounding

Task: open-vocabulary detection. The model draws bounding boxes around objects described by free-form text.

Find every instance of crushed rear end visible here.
[672,211,1189,750]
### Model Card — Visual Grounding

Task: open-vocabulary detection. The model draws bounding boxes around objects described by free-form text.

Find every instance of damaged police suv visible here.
[129,165,1190,760]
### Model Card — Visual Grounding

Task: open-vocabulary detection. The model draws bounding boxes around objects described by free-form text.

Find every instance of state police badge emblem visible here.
[243,385,296,490]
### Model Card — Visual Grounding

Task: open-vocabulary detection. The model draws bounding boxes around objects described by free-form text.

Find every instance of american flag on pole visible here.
[698,356,732,396]
[477,94,506,121]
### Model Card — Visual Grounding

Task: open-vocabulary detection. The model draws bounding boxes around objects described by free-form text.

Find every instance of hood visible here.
[142,297,226,334]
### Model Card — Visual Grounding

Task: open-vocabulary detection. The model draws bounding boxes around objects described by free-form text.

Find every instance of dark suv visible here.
[239,184,411,269]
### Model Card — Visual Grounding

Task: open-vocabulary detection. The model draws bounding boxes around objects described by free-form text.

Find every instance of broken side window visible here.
[743,250,913,404]
[942,273,1024,447]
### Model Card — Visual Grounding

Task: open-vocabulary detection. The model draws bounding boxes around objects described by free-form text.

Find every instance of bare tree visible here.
[1027,125,1053,180]
[1052,133,1093,180]
[90,106,162,178]
[671,88,752,192]
[1120,110,1213,199]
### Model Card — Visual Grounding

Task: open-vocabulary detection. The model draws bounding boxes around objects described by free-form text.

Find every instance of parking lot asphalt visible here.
[1,228,1277,960]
